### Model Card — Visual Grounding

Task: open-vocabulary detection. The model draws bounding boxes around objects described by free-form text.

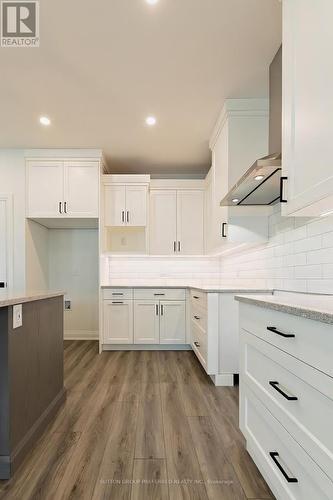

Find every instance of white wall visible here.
[220,205,333,294]
[49,229,99,338]
[0,150,26,289]
[26,220,49,290]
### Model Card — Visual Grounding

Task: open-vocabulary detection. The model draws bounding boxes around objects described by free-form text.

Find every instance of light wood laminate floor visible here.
[0,341,273,500]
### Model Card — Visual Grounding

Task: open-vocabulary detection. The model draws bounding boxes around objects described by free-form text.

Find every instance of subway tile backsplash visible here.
[101,206,333,294]
[220,206,333,293]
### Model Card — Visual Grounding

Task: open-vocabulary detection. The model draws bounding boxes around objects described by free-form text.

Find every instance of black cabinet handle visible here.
[267,326,295,338]
[154,293,165,296]
[194,315,200,320]
[0,282,5,288]
[269,381,298,401]
[112,301,124,304]
[59,201,62,214]
[194,341,200,348]
[64,201,67,214]
[174,241,176,252]
[160,304,164,316]
[221,222,227,238]
[280,176,288,203]
[269,452,298,483]
[193,295,199,299]
[127,211,129,223]
[112,293,124,296]
[178,241,181,252]
[156,304,159,316]
[121,211,125,223]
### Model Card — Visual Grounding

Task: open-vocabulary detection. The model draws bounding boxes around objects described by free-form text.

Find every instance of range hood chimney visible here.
[221,46,282,207]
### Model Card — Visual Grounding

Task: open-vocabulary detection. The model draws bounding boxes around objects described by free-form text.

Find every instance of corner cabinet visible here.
[149,188,204,255]
[26,159,100,219]
[282,0,333,217]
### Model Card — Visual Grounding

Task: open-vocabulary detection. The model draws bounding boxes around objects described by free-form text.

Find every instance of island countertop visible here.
[0,290,65,308]
[235,293,333,325]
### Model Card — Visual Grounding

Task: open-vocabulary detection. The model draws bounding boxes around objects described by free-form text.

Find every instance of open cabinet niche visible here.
[25,219,99,340]
[102,226,147,254]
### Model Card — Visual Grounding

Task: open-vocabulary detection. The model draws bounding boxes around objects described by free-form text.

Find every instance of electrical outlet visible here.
[65,300,71,310]
[13,304,23,329]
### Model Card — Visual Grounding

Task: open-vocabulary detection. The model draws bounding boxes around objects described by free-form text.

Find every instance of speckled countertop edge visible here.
[0,291,65,308]
[235,295,333,325]
[101,284,273,293]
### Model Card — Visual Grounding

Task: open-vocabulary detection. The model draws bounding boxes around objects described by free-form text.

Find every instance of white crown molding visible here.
[209,98,269,150]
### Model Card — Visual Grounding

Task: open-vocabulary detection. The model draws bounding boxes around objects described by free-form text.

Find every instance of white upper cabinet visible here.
[104,183,147,227]
[64,161,99,217]
[27,160,64,217]
[26,158,100,219]
[177,190,204,255]
[149,187,204,255]
[150,190,177,254]
[125,185,147,226]
[104,185,126,226]
[282,0,333,216]
[207,99,269,253]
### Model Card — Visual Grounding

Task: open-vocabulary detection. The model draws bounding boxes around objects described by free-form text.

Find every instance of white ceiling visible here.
[0,0,282,175]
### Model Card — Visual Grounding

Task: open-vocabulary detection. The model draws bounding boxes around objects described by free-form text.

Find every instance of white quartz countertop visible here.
[101,282,273,293]
[0,290,65,308]
[235,293,333,325]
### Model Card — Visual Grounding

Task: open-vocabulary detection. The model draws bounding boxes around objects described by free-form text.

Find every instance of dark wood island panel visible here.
[0,295,65,479]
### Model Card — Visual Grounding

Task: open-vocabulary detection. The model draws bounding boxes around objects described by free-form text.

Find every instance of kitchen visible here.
[0,1,333,499]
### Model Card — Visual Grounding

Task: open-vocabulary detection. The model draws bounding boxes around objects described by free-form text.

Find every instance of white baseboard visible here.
[211,373,235,386]
[102,344,192,351]
[64,330,99,340]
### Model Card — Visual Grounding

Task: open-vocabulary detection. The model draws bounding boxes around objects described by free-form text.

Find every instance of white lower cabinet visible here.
[103,288,186,346]
[134,300,160,344]
[239,301,333,499]
[103,300,133,344]
[159,301,185,344]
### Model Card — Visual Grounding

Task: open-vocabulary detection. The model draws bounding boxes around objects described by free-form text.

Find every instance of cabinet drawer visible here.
[241,385,333,500]
[190,289,207,309]
[103,288,133,300]
[241,330,333,480]
[191,301,207,332]
[240,302,333,377]
[191,320,207,369]
[133,288,186,301]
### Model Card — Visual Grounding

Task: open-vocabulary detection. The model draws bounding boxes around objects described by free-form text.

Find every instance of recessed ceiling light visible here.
[145,116,157,126]
[146,0,159,4]
[232,198,239,203]
[39,116,51,126]
[254,175,264,181]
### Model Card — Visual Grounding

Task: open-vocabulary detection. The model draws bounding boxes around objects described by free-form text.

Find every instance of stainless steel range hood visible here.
[221,46,282,207]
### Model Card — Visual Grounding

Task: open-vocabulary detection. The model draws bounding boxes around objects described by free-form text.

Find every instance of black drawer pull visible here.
[112,301,124,304]
[194,315,200,320]
[267,326,295,338]
[112,293,124,296]
[269,381,298,401]
[193,295,199,299]
[194,341,200,348]
[269,452,298,483]
[154,293,165,296]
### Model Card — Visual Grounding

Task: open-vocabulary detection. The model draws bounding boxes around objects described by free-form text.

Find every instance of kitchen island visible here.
[0,291,65,480]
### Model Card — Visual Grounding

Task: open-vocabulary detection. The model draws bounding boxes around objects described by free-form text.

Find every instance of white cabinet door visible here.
[149,190,177,255]
[282,0,333,216]
[177,190,204,255]
[64,161,99,217]
[159,301,185,344]
[125,185,147,226]
[103,300,133,344]
[104,185,126,226]
[133,300,160,344]
[27,161,64,217]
